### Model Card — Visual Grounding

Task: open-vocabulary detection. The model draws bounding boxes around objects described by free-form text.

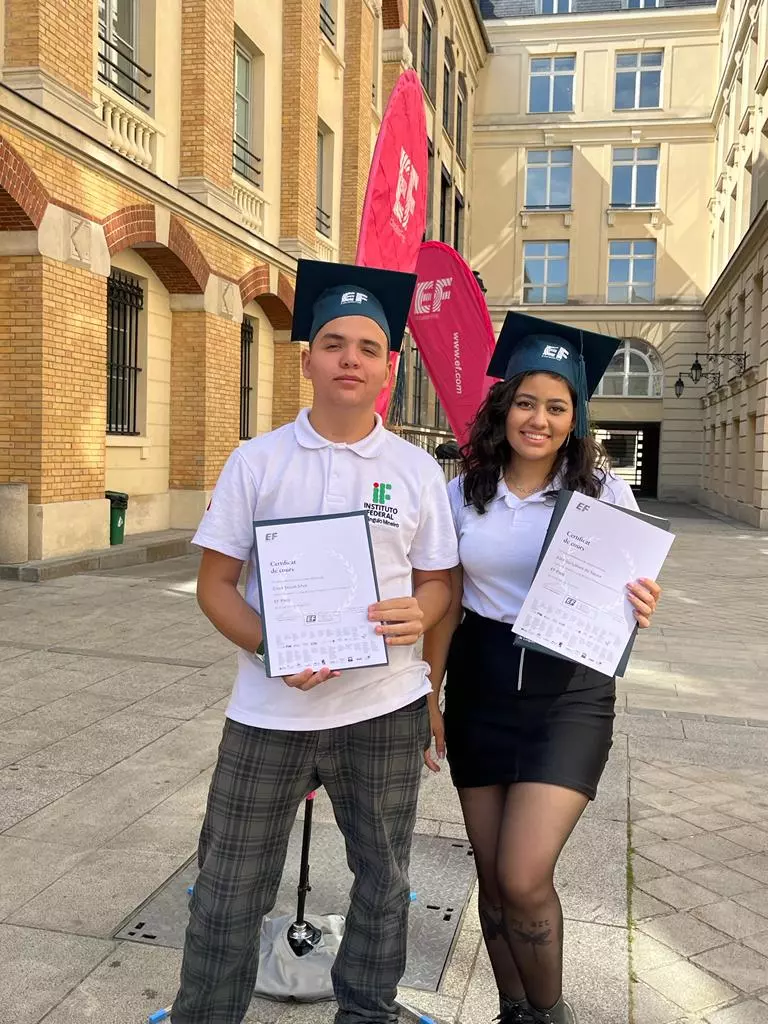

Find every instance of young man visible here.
[171,259,459,1024]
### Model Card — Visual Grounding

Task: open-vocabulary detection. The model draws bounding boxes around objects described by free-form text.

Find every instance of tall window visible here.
[411,346,428,423]
[421,10,434,100]
[372,14,381,106]
[240,318,254,440]
[525,148,572,208]
[233,47,262,187]
[439,167,451,243]
[320,0,336,45]
[607,240,656,303]
[523,241,569,304]
[529,56,575,114]
[98,0,151,110]
[426,139,434,239]
[611,147,658,207]
[434,396,448,429]
[106,271,143,436]
[316,128,331,237]
[752,272,764,365]
[442,41,454,136]
[615,51,663,110]
[595,338,662,397]
[456,79,467,162]
[453,191,465,253]
[538,0,571,11]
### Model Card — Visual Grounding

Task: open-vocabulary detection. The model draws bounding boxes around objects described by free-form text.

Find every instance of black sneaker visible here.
[495,1001,534,1024]
[528,998,577,1024]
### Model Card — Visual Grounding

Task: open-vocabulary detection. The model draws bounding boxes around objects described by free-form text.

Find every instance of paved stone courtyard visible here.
[0,501,767,1024]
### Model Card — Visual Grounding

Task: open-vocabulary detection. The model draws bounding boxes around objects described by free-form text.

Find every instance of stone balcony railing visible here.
[96,83,158,171]
[315,234,338,262]
[232,176,268,235]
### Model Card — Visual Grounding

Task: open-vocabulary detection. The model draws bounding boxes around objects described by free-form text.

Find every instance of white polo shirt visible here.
[193,409,459,731]
[448,471,639,624]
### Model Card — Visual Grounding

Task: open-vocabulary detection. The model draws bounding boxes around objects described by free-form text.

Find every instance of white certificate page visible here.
[253,511,388,678]
[512,494,674,677]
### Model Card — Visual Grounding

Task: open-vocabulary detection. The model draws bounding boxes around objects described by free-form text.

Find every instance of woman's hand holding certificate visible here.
[368,597,425,646]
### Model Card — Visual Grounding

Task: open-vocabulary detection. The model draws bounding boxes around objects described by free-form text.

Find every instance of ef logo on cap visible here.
[340,291,369,305]
[542,345,569,361]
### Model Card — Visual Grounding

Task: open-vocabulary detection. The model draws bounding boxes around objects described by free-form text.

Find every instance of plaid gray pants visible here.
[171,697,430,1024]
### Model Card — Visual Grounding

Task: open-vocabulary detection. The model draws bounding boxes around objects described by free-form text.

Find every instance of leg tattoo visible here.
[507,918,553,960]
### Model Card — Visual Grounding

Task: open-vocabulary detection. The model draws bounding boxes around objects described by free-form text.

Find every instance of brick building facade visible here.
[0,0,485,563]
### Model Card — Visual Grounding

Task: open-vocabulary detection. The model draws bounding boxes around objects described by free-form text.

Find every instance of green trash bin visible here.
[105,491,129,546]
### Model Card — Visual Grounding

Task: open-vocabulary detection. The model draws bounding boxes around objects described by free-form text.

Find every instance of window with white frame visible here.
[607,240,656,303]
[623,0,661,7]
[233,46,262,188]
[456,78,467,162]
[98,0,151,110]
[529,56,575,114]
[421,6,436,101]
[442,40,454,137]
[320,0,337,45]
[615,51,663,109]
[523,241,569,304]
[372,13,381,106]
[596,338,663,397]
[526,148,572,208]
[316,126,332,237]
[538,0,571,12]
[611,147,659,207]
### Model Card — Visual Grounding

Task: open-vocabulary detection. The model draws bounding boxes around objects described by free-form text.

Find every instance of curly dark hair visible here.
[461,373,609,514]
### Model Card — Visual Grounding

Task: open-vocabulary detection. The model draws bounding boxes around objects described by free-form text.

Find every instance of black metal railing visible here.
[320,3,336,44]
[390,425,461,481]
[240,319,254,440]
[107,271,143,436]
[98,33,152,111]
[233,138,263,188]
[316,205,331,237]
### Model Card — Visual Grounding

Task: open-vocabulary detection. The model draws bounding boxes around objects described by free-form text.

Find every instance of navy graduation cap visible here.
[291,259,418,353]
[487,311,622,438]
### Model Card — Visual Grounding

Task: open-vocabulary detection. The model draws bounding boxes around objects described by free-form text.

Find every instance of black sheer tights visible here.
[458,783,589,1013]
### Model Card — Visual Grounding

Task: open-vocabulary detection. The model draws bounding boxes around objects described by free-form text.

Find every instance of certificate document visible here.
[512,491,674,677]
[253,511,388,679]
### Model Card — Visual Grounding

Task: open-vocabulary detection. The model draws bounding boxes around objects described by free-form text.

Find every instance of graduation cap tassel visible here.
[573,331,590,439]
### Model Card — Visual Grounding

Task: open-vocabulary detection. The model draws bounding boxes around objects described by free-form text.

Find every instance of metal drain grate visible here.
[115,822,476,991]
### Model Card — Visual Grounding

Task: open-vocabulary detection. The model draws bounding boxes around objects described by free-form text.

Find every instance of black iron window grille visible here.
[233,139,263,188]
[98,35,152,111]
[320,1,336,44]
[240,318,254,440]
[316,206,332,236]
[106,271,143,436]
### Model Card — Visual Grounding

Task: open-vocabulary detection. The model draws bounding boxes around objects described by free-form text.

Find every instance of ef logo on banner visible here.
[392,148,419,232]
[414,277,453,315]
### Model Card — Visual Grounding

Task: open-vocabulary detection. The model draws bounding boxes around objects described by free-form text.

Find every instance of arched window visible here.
[595,338,662,397]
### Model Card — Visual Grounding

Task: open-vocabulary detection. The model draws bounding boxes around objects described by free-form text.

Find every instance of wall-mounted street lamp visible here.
[473,270,487,294]
[674,351,747,397]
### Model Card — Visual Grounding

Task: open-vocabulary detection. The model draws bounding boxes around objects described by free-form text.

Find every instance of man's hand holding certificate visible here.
[512,491,674,677]
[254,511,388,679]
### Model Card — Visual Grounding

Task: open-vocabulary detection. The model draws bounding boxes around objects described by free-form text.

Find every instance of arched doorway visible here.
[591,338,663,498]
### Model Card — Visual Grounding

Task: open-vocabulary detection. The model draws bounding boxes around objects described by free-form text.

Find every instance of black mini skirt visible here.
[443,610,616,799]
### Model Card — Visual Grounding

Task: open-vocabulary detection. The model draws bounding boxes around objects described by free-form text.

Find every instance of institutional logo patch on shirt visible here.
[364,481,399,528]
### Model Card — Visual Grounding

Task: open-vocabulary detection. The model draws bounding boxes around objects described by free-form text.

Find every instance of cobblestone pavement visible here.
[0,501,766,1024]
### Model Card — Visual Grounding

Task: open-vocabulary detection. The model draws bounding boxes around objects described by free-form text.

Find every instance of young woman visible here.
[422,313,661,1024]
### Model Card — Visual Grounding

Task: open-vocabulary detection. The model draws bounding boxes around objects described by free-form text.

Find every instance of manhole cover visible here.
[115,822,475,991]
